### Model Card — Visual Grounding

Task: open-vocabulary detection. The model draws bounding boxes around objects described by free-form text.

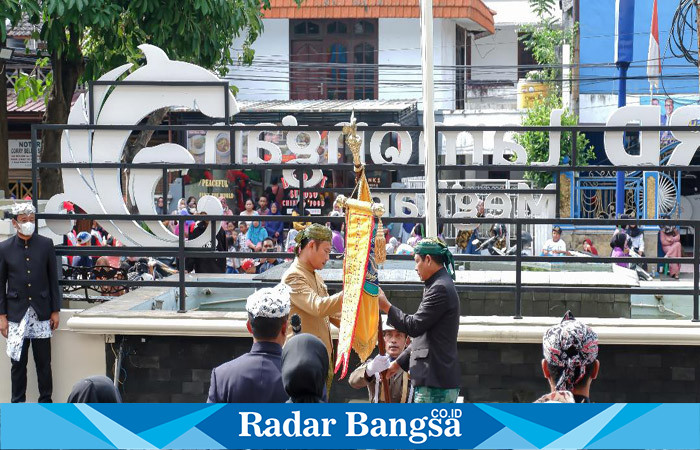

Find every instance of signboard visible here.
[9,139,41,169]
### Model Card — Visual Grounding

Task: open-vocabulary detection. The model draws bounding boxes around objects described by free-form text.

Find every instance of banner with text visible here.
[2,403,699,449]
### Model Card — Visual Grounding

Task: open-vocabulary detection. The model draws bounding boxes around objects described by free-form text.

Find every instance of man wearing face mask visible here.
[0,203,61,402]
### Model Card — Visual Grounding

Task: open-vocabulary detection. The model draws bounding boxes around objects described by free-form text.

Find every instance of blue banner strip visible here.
[2,403,699,449]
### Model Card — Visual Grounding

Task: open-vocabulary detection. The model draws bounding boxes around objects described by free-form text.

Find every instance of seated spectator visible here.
[246,220,268,252]
[240,199,259,225]
[219,196,233,216]
[265,202,284,245]
[538,311,599,403]
[385,237,399,255]
[329,211,344,253]
[73,232,95,268]
[186,196,198,214]
[407,224,423,247]
[257,196,270,216]
[258,238,281,274]
[541,226,567,256]
[610,232,629,268]
[626,223,644,256]
[238,221,251,253]
[67,375,122,403]
[660,225,682,279]
[223,221,236,240]
[395,243,415,255]
[281,333,329,403]
[207,283,291,403]
[155,196,165,215]
[176,198,187,212]
[226,233,240,274]
[240,258,258,274]
[94,256,126,297]
[173,208,195,238]
[582,238,598,256]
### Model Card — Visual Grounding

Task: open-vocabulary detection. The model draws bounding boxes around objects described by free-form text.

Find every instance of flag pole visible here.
[421,0,438,237]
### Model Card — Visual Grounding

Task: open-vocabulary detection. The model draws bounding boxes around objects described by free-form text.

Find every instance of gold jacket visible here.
[282,258,342,361]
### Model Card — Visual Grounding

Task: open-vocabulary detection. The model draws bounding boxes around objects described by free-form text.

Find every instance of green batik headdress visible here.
[414,237,456,280]
[294,223,332,255]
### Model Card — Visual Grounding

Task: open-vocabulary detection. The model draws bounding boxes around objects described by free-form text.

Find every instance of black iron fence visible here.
[30,119,700,320]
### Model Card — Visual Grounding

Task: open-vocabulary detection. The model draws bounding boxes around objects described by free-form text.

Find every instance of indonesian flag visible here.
[647,0,661,91]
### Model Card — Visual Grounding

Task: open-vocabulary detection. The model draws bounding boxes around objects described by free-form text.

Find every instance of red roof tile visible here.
[264,0,495,34]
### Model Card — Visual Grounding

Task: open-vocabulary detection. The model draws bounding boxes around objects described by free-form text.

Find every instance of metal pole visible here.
[694,221,699,322]
[178,216,186,313]
[515,222,522,319]
[420,0,438,237]
[615,62,629,217]
[696,0,700,92]
[30,126,38,213]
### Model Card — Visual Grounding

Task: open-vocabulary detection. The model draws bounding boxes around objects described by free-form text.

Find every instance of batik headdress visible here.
[542,311,599,391]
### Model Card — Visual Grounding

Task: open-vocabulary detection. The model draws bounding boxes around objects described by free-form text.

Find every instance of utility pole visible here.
[571,0,580,115]
[562,0,579,114]
[420,0,438,237]
[696,0,700,92]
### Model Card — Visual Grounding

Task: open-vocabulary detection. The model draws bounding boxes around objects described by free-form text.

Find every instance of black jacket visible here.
[207,341,287,403]
[0,234,61,322]
[388,267,460,389]
[185,221,227,274]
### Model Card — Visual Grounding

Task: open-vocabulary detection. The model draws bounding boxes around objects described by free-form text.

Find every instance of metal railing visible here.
[30,106,700,320]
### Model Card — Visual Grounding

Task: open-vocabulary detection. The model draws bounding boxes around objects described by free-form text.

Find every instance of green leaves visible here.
[515,96,595,188]
[528,0,557,18]
[12,57,52,107]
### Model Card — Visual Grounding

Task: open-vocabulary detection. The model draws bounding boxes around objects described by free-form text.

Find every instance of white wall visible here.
[228,19,290,101]
[471,25,518,82]
[378,18,422,105]
[579,93,642,124]
[0,310,106,403]
[436,18,456,110]
[483,0,558,25]
[379,18,458,110]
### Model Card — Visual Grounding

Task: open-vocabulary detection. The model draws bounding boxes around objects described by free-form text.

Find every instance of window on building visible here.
[327,21,347,34]
[290,19,378,100]
[517,33,538,79]
[455,25,471,110]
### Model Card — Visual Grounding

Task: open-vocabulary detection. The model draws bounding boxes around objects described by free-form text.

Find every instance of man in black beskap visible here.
[378,237,460,403]
[0,203,61,403]
[186,212,227,273]
[207,283,290,403]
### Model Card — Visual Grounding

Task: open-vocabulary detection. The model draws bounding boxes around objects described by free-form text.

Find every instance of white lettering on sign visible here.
[44,43,700,247]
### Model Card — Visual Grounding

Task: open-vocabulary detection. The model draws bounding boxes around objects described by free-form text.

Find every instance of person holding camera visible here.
[660,225,682,279]
[258,238,281,274]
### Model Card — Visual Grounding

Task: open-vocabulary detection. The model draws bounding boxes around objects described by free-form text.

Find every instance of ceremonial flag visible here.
[335,176,379,378]
[647,0,661,91]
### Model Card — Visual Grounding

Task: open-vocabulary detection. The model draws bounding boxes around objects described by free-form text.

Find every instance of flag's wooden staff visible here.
[339,113,392,403]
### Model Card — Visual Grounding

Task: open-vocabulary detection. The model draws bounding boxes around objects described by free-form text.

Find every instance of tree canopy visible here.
[5,0,297,197]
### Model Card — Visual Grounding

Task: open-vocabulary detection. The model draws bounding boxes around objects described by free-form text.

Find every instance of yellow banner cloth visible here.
[335,178,379,378]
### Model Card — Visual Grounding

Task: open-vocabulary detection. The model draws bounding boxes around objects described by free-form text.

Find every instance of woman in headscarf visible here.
[540,311,599,403]
[67,375,122,403]
[246,219,268,252]
[265,202,284,245]
[281,334,329,403]
[582,238,598,256]
[610,232,629,268]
